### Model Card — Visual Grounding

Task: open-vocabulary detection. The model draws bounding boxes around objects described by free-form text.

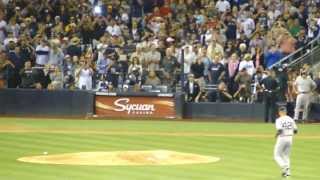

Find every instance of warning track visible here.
[0,126,319,139]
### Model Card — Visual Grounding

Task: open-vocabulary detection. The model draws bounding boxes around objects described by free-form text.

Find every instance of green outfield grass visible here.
[0,118,319,180]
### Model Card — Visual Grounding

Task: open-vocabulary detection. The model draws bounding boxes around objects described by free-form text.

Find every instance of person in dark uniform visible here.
[184,74,201,102]
[261,69,279,123]
[276,65,288,102]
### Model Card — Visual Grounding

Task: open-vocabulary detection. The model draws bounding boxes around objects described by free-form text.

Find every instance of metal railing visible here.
[270,35,320,69]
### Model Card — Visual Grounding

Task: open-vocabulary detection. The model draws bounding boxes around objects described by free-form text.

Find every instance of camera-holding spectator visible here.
[234,68,252,102]
[217,81,233,102]
[128,56,143,81]
[19,61,36,88]
[184,74,201,102]
[62,55,75,89]
[19,36,34,63]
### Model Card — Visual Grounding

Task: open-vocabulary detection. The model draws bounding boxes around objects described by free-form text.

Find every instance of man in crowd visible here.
[184,74,201,102]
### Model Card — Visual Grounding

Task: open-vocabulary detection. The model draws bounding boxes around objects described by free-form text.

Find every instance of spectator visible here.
[48,39,64,66]
[130,44,146,64]
[191,57,205,90]
[67,37,82,58]
[62,55,75,89]
[76,58,93,90]
[35,39,50,66]
[128,56,143,85]
[184,74,201,102]
[144,70,161,86]
[106,19,121,37]
[216,0,231,13]
[48,66,63,90]
[227,53,240,94]
[145,44,161,71]
[106,58,121,88]
[217,81,233,102]
[19,61,36,88]
[207,39,224,60]
[208,54,225,85]
[183,45,196,76]
[0,52,15,88]
[161,49,179,86]
[234,68,252,102]
[239,53,255,76]
[96,51,110,78]
[0,0,318,99]
[264,45,283,69]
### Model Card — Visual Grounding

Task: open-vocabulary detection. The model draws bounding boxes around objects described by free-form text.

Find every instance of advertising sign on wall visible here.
[95,95,176,118]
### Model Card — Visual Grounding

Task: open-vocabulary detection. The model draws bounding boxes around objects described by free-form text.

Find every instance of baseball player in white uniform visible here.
[274,106,298,178]
[293,70,316,122]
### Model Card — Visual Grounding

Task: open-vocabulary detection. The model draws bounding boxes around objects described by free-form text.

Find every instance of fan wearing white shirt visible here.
[106,20,121,36]
[0,18,7,43]
[215,0,231,13]
[238,54,255,76]
[183,46,197,74]
[35,40,50,66]
[241,14,255,38]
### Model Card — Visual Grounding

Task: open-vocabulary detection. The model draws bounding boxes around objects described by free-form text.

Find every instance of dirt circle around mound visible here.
[17,150,220,166]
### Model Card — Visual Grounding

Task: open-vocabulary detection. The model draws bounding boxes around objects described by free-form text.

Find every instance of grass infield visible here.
[0,118,319,180]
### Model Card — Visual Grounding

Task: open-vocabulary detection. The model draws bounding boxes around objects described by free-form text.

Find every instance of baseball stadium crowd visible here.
[0,0,319,104]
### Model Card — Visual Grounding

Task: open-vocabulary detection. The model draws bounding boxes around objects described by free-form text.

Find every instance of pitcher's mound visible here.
[17,150,220,166]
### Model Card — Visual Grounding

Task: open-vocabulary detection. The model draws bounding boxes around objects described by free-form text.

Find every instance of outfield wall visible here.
[184,102,265,119]
[0,89,319,121]
[0,89,94,117]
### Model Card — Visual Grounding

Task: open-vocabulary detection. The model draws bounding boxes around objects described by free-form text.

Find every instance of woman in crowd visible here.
[76,57,93,90]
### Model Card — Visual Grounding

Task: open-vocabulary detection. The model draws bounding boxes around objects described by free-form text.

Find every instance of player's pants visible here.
[274,136,292,172]
[294,93,311,121]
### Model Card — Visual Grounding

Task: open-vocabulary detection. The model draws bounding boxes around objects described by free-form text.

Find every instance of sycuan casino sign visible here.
[95,95,176,118]
[113,98,155,114]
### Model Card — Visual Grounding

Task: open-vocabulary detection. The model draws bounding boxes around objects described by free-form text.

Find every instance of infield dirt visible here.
[17,150,220,166]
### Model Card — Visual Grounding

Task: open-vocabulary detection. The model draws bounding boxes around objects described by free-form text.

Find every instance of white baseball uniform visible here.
[274,115,297,176]
[294,76,316,121]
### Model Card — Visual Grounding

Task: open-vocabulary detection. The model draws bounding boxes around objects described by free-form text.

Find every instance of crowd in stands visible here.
[0,0,319,103]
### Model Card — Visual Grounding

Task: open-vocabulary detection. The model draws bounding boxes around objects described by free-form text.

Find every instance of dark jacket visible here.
[184,81,200,102]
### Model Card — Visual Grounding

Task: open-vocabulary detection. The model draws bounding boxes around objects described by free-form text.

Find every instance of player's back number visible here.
[282,121,293,129]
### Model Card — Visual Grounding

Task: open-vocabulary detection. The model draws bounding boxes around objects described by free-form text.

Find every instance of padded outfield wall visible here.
[0,89,319,121]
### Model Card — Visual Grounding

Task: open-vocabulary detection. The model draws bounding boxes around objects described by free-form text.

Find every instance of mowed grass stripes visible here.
[0,118,319,180]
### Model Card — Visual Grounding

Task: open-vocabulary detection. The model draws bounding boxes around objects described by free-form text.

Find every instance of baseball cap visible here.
[278,106,287,112]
